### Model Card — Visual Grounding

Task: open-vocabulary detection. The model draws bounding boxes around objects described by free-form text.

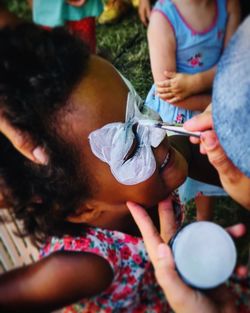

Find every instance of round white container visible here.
[171,221,237,289]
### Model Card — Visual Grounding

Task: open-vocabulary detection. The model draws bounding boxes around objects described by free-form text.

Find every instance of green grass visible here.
[6,0,250,264]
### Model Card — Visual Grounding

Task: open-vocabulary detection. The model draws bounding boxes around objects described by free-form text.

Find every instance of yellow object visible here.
[98,0,130,24]
[131,0,140,8]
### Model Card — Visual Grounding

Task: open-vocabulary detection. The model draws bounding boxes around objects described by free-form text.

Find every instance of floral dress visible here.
[40,228,170,313]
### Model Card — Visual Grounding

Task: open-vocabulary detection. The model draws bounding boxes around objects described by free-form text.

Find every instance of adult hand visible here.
[184,104,213,147]
[201,131,250,210]
[0,111,48,208]
[127,199,244,313]
[0,110,47,165]
[138,0,151,27]
[184,107,250,209]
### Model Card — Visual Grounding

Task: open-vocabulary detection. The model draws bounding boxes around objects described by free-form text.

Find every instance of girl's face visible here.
[63,56,187,227]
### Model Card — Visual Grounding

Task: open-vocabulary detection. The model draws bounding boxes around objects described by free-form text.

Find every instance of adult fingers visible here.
[0,113,48,164]
[200,131,236,176]
[226,223,246,238]
[235,265,249,278]
[158,197,177,243]
[126,201,162,263]
[155,244,215,313]
[184,106,213,132]
[189,136,201,145]
[200,131,250,209]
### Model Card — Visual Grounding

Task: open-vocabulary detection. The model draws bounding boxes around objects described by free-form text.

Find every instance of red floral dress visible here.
[40,227,171,313]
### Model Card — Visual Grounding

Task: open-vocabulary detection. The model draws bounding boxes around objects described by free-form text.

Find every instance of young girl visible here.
[31,0,103,53]
[0,24,190,313]
[145,0,240,220]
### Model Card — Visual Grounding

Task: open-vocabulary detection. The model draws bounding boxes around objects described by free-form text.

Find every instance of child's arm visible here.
[156,0,241,102]
[0,251,113,312]
[148,12,211,111]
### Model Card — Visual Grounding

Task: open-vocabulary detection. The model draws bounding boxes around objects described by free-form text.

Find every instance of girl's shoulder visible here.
[152,0,228,32]
[152,0,177,24]
[40,227,146,272]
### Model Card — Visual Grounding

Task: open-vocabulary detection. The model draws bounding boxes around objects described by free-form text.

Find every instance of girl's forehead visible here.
[70,56,129,131]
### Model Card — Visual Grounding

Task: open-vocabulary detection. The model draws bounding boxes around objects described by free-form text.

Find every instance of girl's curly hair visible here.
[0,24,91,244]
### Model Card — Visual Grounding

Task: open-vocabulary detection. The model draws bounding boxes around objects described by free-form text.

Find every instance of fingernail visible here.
[33,147,48,165]
[201,132,218,149]
[157,243,168,259]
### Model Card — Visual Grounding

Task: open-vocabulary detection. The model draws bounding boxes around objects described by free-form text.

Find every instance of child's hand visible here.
[138,0,151,27]
[66,0,86,7]
[156,71,194,103]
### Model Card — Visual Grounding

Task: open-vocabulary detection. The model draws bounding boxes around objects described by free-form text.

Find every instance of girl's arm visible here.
[0,251,113,313]
[148,12,211,111]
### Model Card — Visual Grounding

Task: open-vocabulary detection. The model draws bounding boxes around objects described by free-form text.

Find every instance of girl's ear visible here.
[66,202,102,224]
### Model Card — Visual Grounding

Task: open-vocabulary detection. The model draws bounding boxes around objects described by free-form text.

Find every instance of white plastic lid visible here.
[172,221,237,289]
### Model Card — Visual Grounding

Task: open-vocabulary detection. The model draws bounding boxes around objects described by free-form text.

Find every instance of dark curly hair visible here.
[0,24,91,244]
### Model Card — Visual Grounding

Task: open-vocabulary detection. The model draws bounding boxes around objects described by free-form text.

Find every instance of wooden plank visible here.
[0,209,39,271]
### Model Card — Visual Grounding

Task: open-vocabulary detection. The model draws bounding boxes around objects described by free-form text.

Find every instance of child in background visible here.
[0,24,188,313]
[31,0,103,53]
[145,0,240,220]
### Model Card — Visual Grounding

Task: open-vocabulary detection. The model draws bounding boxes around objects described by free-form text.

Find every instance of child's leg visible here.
[195,195,214,221]
[67,17,96,53]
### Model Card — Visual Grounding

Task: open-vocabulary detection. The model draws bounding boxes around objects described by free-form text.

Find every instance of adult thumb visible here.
[201,131,250,209]
[155,244,217,313]
[200,131,234,176]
